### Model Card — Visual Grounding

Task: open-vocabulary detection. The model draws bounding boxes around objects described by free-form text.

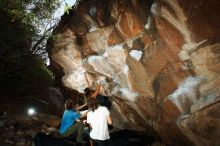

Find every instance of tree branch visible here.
[31,24,57,54]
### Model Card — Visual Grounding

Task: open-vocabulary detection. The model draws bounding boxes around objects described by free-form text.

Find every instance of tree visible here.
[0,0,61,98]
[1,0,61,56]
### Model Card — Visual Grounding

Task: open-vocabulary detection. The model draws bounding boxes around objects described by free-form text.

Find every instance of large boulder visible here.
[47,0,220,145]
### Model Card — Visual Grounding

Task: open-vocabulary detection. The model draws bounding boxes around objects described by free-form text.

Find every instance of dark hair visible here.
[65,98,75,110]
[87,98,98,112]
[84,87,94,97]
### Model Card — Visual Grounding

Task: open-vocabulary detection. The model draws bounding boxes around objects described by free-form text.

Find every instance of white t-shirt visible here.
[87,106,110,140]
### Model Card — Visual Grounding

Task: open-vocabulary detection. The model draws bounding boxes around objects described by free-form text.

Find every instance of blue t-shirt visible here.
[59,109,81,134]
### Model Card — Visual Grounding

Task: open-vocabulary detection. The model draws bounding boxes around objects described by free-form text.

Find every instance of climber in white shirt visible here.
[86,98,112,146]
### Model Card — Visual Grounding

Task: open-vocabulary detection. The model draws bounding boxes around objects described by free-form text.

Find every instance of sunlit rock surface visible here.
[47,0,220,145]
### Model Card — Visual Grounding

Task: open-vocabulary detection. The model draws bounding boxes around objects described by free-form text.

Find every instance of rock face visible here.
[47,0,220,146]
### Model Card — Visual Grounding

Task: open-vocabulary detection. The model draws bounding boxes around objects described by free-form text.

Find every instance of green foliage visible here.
[0,0,60,98]
[30,56,54,84]
[0,0,60,24]
[0,54,54,97]
[64,3,72,15]
[0,0,61,55]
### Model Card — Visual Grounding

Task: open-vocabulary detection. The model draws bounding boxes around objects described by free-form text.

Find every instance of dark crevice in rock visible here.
[146,0,155,9]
